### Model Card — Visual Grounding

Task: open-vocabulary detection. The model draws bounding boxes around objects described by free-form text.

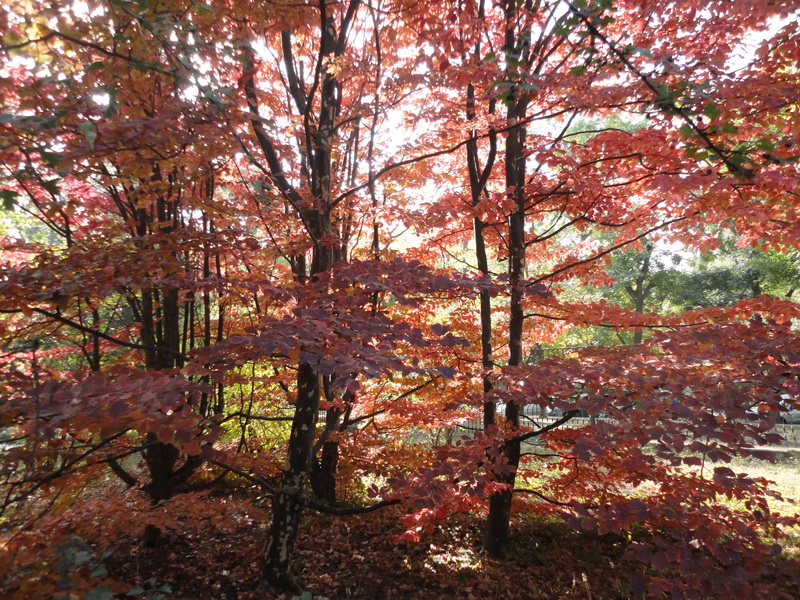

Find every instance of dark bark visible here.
[311,397,349,505]
[623,241,655,345]
[484,0,529,559]
[260,361,321,590]
[117,168,209,543]
[141,434,180,546]
[310,440,340,504]
[484,115,527,555]
[259,4,355,587]
[464,0,497,424]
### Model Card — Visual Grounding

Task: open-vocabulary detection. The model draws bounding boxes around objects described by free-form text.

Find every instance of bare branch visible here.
[564,0,753,179]
[301,496,400,515]
[515,487,596,509]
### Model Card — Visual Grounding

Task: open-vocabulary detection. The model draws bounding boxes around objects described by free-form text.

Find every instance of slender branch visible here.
[392,379,435,402]
[241,49,308,219]
[511,409,582,444]
[314,380,433,452]
[29,307,187,359]
[345,407,386,426]
[1,32,56,50]
[108,458,138,487]
[205,458,281,494]
[7,432,127,506]
[301,496,400,515]
[564,0,753,179]
[331,110,572,208]
[515,487,596,509]
[206,457,400,515]
[221,411,294,423]
[280,31,308,114]
[528,215,689,287]
[523,310,701,330]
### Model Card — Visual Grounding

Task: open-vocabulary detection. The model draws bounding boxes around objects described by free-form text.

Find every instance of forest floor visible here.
[5,458,797,599]
[103,479,800,600]
[109,504,641,600]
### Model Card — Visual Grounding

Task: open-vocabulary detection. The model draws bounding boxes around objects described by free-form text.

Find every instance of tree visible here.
[1,0,800,597]
[669,242,798,310]
[395,0,800,587]
[566,235,800,348]
[0,0,239,546]
[1,0,474,591]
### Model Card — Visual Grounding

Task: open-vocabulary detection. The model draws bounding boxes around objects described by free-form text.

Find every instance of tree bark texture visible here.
[484,0,529,558]
[261,362,321,589]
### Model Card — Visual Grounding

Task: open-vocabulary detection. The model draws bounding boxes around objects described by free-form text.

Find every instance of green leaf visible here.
[0,190,20,210]
[104,88,119,117]
[722,122,738,134]
[126,586,145,596]
[569,65,586,77]
[78,121,97,150]
[679,123,694,139]
[39,150,63,167]
[755,138,775,152]
[193,2,214,14]
[90,564,108,578]
[729,152,749,166]
[40,178,60,196]
[592,14,615,27]
[703,102,721,121]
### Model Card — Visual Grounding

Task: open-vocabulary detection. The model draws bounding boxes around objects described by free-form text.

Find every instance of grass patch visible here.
[727,455,800,513]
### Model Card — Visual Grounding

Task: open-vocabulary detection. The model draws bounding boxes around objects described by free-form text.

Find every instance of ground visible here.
[108,506,636,599]
[6,457,799,599]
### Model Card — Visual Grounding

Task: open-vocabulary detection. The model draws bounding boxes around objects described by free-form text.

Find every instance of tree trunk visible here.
[260,361,320,590]
[310,440,339,505]
[142,436,180,546]
[464,0,497,423]
[254,3,357,589]
[311,388,350,505]
[484,414,521,555]
[484,0,528,558]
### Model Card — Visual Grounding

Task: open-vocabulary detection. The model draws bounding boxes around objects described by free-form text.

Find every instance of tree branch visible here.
[528,215,689,287]
[29,307,187,359]
[221,411,294,423]
[301,496,400,515]
[108,457,138,487]
[564,0,753,179]
[511,409,582,444]
[6,432,128,507]
[515,487,596,509]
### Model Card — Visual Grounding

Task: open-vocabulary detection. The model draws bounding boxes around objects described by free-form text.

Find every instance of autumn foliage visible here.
[1,0,800,597]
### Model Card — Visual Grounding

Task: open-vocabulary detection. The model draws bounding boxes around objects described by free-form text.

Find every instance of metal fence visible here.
[454,413,800,448]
